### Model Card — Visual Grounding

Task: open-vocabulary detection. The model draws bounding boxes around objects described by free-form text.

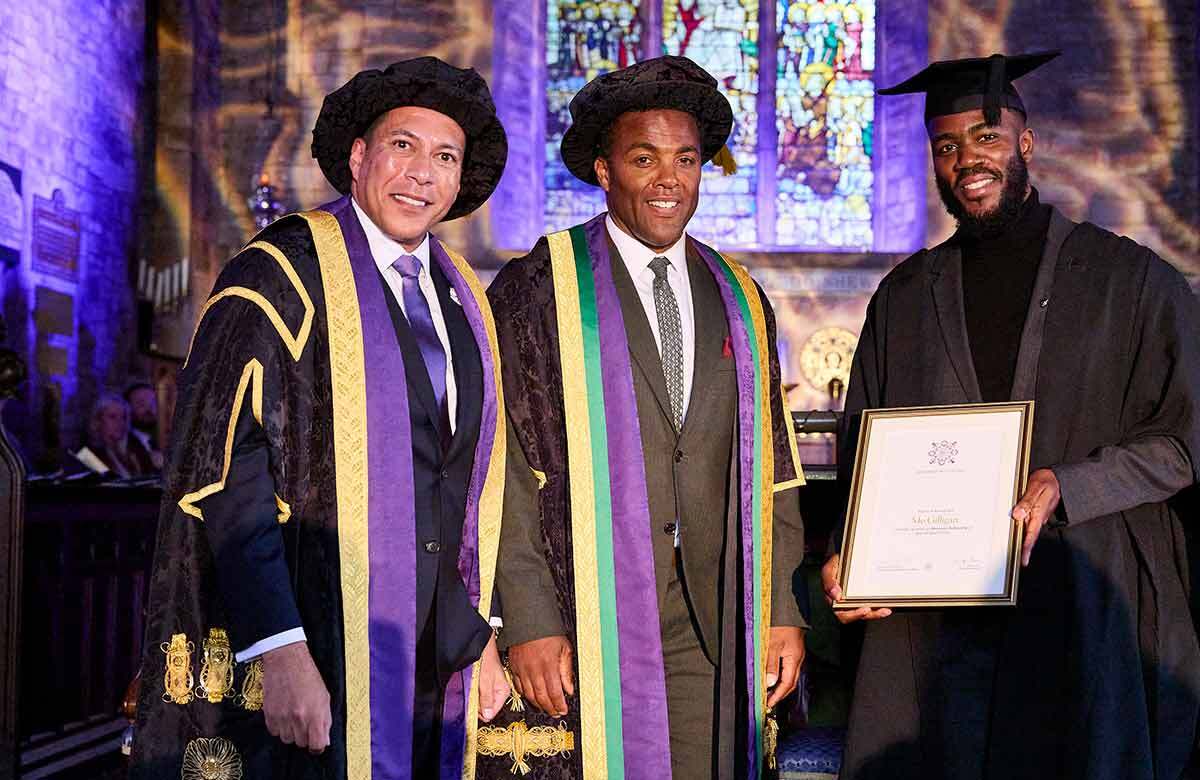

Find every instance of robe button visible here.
[674,450,684,463]
[663,523,677,536]
[424,541,441,554]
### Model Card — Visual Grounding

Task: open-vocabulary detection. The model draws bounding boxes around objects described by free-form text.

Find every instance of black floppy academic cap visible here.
[560,55,733,185]
[878,51,1060,125]
[311,57,508,221]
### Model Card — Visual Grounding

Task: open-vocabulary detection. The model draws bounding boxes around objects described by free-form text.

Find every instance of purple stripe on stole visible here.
[429,236,499,778]
[585,216,673,775]
[694,242,760,776]
[329,197,417,779]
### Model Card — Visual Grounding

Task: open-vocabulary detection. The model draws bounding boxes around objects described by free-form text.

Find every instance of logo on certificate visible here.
[927,440,959,466]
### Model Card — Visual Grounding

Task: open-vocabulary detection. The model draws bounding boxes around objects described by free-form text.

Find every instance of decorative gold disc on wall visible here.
[799,326,858,394]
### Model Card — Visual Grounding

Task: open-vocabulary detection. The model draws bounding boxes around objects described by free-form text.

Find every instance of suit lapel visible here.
[433,260,482,462]
[1009,208,1077,402]
[609,238,677,429]
[680,246,727,437]
[929,241,983,403]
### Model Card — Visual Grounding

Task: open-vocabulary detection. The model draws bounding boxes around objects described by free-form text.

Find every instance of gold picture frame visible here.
[835,401,1035,608]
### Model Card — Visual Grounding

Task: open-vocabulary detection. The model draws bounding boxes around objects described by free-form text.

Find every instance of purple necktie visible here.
[392,254,447,411]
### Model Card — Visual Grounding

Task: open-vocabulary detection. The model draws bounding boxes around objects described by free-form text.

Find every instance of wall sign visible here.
[32,190,80,281]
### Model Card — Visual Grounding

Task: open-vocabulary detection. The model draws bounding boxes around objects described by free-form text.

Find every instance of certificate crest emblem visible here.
[928,439,958,466]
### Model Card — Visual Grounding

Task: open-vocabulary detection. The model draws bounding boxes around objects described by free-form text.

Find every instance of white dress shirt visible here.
[235,201,460,662]
[605,214,696,420]
[355,198,457,434]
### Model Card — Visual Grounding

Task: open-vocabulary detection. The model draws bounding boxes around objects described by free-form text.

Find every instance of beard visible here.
[936,152,1030,239]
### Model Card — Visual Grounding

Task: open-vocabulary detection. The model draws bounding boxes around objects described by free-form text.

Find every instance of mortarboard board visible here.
[879,51,1060,126]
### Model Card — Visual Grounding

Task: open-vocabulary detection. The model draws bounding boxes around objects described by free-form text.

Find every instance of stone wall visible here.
[0,0,145,461]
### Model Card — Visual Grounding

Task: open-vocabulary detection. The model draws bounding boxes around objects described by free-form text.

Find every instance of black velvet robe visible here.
[836,209,1200,780]
[129,215,350,779]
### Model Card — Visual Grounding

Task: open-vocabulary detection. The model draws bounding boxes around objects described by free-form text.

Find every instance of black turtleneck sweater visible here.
[960,188,1053,403]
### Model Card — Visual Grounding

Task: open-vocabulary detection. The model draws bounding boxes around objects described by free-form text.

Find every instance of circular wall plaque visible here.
[799,326,858,393]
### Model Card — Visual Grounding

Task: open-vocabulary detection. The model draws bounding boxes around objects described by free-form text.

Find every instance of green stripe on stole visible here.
[568,226,627,776]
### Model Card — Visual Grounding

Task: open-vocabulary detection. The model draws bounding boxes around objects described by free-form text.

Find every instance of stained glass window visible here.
[661,0,760,246]
[533,0,883,251]
[775,0,876,249]
[545,0,644,232]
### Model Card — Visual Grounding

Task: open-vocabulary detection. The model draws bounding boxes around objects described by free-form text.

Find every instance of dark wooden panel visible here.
[20,486,160,743]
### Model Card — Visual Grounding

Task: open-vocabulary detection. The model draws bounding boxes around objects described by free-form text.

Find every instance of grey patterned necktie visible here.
[649,256,685,432]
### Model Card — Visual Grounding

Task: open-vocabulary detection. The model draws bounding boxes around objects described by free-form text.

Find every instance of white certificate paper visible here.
[837,402,1033,607]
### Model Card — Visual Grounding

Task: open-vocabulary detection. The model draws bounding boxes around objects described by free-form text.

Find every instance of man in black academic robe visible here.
[131,58,511,779]
[822,52,1200,780]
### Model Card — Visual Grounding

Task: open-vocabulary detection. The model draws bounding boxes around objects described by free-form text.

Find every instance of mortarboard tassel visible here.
[712,144,738,176]
[983,53,1007,126]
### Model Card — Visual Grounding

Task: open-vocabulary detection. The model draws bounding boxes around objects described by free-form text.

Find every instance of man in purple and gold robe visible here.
[131,58,511,779]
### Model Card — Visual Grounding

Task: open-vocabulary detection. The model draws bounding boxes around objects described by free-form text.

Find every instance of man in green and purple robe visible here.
[131,58,513,779]
[481,56,808,780]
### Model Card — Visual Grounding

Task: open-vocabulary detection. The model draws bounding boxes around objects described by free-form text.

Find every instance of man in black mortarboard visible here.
[821,52,1200,780]
[130,57,513,779]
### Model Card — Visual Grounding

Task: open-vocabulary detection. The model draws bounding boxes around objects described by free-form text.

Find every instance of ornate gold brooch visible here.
[161,633,195,705]
[238,659,263,711]
[477,720,575,776]
[181,736,243,780]
[197,628,235,704]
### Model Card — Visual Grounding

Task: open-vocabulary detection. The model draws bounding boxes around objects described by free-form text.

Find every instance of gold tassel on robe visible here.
[711,144,738,176]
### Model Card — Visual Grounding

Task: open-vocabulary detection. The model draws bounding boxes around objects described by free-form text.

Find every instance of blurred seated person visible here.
[74,393,158,478]
[123,382,163,469]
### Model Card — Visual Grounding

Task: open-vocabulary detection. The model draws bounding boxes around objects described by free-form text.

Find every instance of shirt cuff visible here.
[236,627,306,663]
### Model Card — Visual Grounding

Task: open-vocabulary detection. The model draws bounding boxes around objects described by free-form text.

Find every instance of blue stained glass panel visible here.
[662,0,760,247]
[545,0,644,232]
[775,0,876,249]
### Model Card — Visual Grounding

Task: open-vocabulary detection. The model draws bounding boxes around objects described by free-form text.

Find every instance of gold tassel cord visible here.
[161,633,195,705]
[503,666,525,713]
[712,144,738,176]
[477,720,575,776]
[197,628,235,704]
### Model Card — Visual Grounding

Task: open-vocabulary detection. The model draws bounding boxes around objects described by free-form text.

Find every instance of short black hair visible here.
[594,119,617,161]
[124,382,153,401]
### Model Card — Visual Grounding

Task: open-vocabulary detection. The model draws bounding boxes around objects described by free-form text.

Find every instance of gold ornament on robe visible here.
[197,628,235,704]
[181,736,243,780]
[764,708,780,771]
[238,659,263,711]
[476,720,575,776]
[161,633,195,705]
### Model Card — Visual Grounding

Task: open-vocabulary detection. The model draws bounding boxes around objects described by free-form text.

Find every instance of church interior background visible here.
[0,0,1195,468]
[0,1,1196,776]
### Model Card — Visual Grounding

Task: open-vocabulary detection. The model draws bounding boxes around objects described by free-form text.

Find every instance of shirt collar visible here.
[604,213,687,278]
[351,197,431,274]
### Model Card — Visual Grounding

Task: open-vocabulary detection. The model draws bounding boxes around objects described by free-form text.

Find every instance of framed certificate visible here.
[835,401,1035,608]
